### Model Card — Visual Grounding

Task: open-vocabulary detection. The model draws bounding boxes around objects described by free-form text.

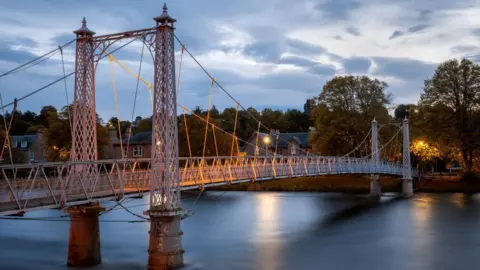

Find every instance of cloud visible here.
[407,24,431,33]
[2,0,480,120]
[314,0,361,20]
[389,30,404,40]
[346,27,361,36]
[343,57,371,73]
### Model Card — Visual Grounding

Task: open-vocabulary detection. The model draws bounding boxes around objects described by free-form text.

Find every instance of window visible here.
[123,148,128,158]
[133,146,143,157]
[11,141,17,148]
[255,146,259,155]
[21,141,28,148]
[29,151,35,162]
[290,144,296,155]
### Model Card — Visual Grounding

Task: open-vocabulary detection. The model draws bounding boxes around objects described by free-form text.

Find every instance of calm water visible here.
[1,192,480,270]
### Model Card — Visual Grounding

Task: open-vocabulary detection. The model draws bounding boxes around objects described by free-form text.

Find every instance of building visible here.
[112,131,152,159]
[244,131,312,156]
[3,133,47,163]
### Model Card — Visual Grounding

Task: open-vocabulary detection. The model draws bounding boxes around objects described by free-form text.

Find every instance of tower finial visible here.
[73,16,95,36]
[153,3,177,23]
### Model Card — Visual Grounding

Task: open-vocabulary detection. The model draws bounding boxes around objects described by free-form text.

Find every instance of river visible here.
[1,192,480,270]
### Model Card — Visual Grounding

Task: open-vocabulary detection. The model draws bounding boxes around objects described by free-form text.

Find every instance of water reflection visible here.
[254,193,283,270]
[450,193,469,209]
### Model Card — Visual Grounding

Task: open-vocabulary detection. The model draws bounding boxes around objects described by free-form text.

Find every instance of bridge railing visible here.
[0,156,413,215]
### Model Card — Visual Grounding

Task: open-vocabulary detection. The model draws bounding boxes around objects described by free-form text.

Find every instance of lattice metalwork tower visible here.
[371,119,379,165]
[150,4,181,211]
[402,118,412,180]
[370,118,381,196]
[72,18,97,163]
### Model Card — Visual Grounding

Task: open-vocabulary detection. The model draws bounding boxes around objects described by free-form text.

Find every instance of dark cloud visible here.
[253,72,324,94]
[314,0,361,20]
[408,24,431,33]
[471,28,480,36]
[243,41,283,62]
[372,57,436,81]
[277,56,318,67]
[0,42,40,63]
[345,27,360,36]
[308,64,336,77]
[286,38,326,55]
[389,30,404,40]
[451,45,479,54]
[418,10,432,21]
[343,57,371,73]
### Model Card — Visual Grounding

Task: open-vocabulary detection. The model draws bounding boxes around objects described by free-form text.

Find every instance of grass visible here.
[211,174,480,194]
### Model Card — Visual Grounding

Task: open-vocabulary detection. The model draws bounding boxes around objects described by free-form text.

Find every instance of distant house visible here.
[112,131,152,159]
[3,133,47,163]
[244,131,312,156]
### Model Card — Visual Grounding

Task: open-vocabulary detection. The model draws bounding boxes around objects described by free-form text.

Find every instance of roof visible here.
[115,131,152,145]
[256,132,310,148]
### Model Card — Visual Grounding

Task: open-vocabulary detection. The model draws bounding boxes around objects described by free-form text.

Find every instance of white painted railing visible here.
[0,156,415,216]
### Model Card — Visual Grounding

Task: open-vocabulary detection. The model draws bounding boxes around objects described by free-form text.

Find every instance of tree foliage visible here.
[421,58,480,171]
[310,76,392,156]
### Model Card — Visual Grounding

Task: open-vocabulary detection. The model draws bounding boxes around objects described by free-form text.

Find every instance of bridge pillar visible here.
[66,202,105,267]
[370,119,382,197]
[402,118,413,197]
[145,210,184,269]
[146,5,184,269]
[370,175,382,197]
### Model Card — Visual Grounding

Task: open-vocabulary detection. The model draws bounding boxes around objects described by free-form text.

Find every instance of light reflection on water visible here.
[1,192,480,270]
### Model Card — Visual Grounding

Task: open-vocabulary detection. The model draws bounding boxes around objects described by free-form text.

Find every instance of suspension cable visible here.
[59,46,72,132]
[108,55,124,159]
[341,128,372,158]
[0,37,139,111]
[173,35,313,156]
[176,44,185,96]
[0,39,75,79]
[0,95,16,164]
[201,78,215,159]
[230,103,239,158]
[182,107,193,158]
[363,126,402,160]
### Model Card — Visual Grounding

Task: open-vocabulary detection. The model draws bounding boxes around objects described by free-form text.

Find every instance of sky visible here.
[0,0,480,121]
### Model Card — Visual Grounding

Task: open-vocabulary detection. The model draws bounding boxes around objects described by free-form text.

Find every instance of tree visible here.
[394,104,416,121]
[45,106,110,161]
[310,76,391,156]
[421,58,480,172]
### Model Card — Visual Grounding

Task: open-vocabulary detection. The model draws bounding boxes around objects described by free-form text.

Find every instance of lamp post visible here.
[263,136,271,156]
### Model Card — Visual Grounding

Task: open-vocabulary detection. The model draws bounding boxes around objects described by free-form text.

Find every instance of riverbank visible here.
[211,175,480,193]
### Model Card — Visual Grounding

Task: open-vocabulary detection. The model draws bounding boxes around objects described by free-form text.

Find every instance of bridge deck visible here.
[0,156,412,216]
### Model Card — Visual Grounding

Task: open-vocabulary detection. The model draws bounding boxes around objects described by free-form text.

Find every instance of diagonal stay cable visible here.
[0,37,140,110]
[0,39,76,79]
[174,34,314,156]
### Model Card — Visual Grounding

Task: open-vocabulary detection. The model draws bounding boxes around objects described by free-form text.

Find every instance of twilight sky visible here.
[0,0,479,121]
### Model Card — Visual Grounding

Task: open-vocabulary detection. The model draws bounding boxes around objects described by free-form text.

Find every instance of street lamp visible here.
[263,136,270,156]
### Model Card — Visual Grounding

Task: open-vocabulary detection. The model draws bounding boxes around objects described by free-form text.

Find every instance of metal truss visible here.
[0,156,416,216]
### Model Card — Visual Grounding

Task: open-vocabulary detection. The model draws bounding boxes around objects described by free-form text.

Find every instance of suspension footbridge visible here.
[0,4,416,269]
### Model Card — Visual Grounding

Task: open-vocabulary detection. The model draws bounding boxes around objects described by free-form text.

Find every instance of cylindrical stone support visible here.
[370,175,382,197]
[147,212,184,269]
[402,179,413,197]
[67,202,105,267]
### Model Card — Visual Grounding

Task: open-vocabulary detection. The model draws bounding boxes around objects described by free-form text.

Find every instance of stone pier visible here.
[146,210,184,270]
[402,178,413,197]
[67,202,105,267]
[370,175,382,197]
